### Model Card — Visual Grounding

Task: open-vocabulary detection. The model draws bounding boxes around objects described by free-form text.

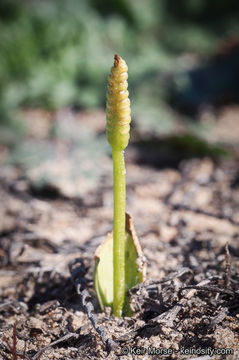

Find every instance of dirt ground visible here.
[0,110,239,359]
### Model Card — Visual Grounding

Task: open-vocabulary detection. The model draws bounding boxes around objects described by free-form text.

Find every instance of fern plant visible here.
[94,55,145,317]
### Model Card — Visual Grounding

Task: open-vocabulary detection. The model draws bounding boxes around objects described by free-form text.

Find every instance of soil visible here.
[0,110,239,360]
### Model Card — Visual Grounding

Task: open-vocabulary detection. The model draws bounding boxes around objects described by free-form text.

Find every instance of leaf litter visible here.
[0,115,239,359]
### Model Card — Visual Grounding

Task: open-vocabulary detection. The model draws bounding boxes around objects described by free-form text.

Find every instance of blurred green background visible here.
[1,0,239,195]
[1,0,239,119]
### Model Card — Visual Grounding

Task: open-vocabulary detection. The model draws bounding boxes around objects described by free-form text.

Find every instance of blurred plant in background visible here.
[0,0,238,194]
[1,0,239,118]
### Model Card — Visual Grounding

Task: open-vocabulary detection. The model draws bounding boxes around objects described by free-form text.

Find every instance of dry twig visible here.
[69,258,117,354]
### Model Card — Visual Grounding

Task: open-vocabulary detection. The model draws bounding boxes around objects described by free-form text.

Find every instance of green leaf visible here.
[94,213,146,316]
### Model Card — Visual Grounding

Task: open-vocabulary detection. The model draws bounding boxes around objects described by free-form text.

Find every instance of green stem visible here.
[112,148,126,317]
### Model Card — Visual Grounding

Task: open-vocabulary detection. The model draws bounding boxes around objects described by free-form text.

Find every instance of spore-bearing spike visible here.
[106,54,131,150]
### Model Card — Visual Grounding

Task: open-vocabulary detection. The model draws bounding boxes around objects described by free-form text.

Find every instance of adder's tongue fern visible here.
[94,54,144,317]
[106,54,131,317]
